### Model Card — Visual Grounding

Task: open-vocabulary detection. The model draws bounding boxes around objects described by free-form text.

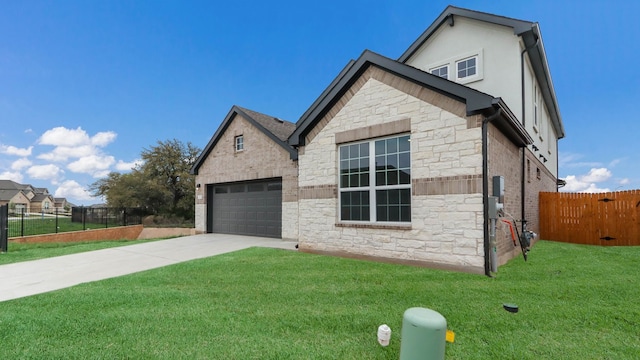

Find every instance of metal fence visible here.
[1,204,8,252]
[7,207,146,238]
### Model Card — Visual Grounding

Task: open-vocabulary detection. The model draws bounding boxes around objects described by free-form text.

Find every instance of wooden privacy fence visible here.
[540,190,640,246]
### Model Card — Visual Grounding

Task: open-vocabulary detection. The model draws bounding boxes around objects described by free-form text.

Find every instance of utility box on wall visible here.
[493,175,504,203]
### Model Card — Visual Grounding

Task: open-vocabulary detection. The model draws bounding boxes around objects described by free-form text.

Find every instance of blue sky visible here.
[1,0,638,205]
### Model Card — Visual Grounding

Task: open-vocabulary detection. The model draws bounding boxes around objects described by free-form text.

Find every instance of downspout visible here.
[482,108,502,276]
[520,37,540,235]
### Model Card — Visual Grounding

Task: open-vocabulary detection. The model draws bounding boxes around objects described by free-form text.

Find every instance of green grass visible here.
[8,217,124,237]
[0,239,163,265]
[0,241,638,359]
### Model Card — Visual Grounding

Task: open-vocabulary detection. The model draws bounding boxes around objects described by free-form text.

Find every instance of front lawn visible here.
[0,241,637,359]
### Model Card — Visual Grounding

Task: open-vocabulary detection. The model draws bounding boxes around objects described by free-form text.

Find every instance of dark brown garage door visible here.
[206,179,282,238]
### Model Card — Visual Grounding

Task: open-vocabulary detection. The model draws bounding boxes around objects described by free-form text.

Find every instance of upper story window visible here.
[430,65,448,79]
[339,135,411,223]
[426,50,483,85]
[456,56,477,79]
[235,135,244,152]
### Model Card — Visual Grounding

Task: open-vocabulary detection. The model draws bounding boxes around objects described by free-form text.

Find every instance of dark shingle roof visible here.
[236,106,296,142]
[289,50,532,148]
[0,179,24,190]
[191,106,298,175]
[0,189,22,202]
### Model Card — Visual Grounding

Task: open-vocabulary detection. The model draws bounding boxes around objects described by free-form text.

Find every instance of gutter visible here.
[520,36,540,237]
[482,108,502,277]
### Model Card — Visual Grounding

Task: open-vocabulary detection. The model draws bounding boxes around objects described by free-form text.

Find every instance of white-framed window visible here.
[456,56,477,80]
[425,49,483,85]
[338,135,411,223]
[235,135,244,152]
[430,65,448,79]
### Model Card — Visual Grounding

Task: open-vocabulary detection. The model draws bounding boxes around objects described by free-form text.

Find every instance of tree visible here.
[140,139,200,218]
[90,139,201,219]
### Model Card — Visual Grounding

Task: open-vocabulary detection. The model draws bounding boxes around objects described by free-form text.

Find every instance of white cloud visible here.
[1,144,33,157]
[0,170,23,183]
[11,158,32,170]
[91,131,117,147]
[39,126,92,147]
[561,168,612,193]
[24,129,33,134]
[37,145,95,162]
[54,180,95,201]
[37,127,118,163]
[115,159,142,171]
[580,168,612,183]
[67,155,116,177]
[27,164,63,182]
[619,178,630,185]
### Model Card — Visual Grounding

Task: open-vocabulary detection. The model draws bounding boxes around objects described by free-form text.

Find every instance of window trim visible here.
[455,55,479,83]
[338,134,411,225]
[235,135,244,152]
[426,49,483,85]
[429,64,449,79]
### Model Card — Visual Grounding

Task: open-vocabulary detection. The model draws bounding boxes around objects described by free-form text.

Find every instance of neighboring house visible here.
[54,197,71,213]
[192,6,564,275]
[30,193,56,214]
[0,180,67,214]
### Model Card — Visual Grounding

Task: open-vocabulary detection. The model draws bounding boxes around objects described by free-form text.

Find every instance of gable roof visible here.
[191,105,297,175]
[31,193,54,202]
[0,179,25,190]
[0,189,22,202]
[289,49,532,148]
[398,5,564,139]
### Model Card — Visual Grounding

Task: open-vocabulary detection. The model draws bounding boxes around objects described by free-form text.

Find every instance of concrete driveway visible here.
[0,234,297,302]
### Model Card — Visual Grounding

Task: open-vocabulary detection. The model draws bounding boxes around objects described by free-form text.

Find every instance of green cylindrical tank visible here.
[399,307,446,360]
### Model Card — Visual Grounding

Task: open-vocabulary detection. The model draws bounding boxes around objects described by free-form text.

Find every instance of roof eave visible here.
[398,6,565,140]
[290,50,501,147]
[191,106,298,175]
[492,98,534,147]
[398,6,536,63]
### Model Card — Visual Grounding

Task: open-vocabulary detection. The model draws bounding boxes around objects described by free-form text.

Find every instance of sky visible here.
[1,0,638,205]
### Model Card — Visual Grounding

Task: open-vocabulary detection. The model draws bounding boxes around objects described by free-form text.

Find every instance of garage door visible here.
[206,179,282,238]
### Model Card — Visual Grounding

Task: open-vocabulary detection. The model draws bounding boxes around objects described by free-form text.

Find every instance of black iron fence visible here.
[7,207,146,238]
[1,204,8,252]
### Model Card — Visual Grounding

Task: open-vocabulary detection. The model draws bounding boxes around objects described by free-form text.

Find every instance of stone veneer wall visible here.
[297,67,487,273]
[194,114,299,240]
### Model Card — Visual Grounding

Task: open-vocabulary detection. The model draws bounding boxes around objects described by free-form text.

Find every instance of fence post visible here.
[55,207,59,233]
[21,208,25,237]
[0,204,8,252]
[123,208,127,226]
[82,206,86,231]
[105,208,108,229]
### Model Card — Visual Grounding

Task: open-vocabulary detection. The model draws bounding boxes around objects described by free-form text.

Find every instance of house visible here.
[192,106,299,239]
[54,198,72,213]
[192,6,564,275]
[30,189,55,214]
[0,180,65,214]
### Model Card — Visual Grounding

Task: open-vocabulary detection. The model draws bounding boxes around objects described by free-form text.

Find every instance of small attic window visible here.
[235,135,244,152]
[430,65,448,79]
[456,56,477,79]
